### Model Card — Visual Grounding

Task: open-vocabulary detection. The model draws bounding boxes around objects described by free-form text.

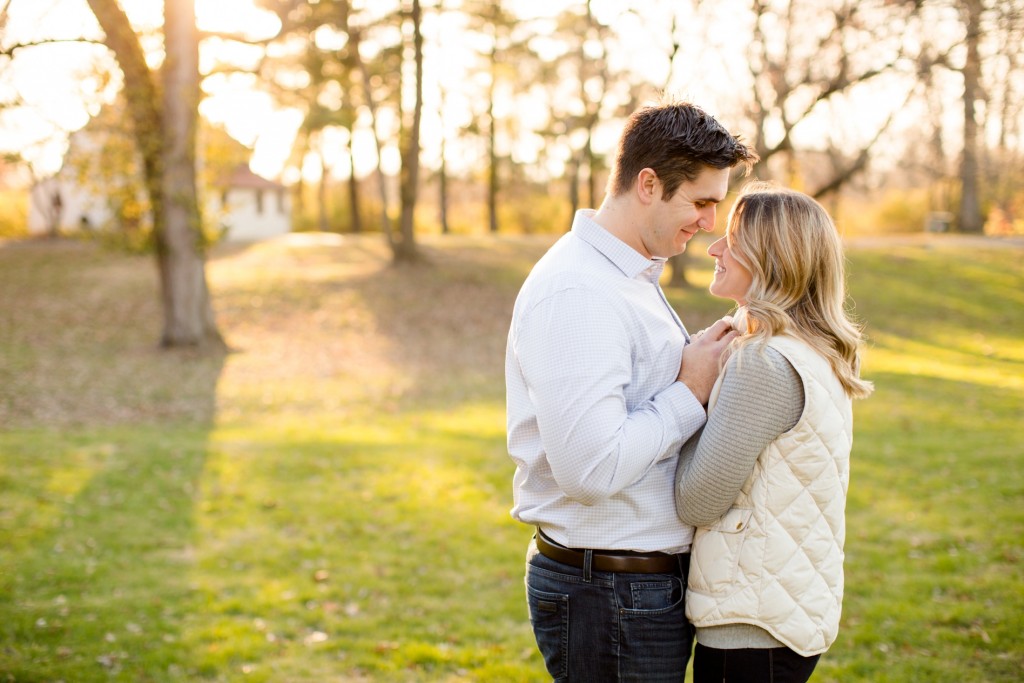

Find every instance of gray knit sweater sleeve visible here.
[675,344,804,528]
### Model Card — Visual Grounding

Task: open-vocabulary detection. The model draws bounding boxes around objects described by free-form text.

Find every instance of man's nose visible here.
[698,207,716,231]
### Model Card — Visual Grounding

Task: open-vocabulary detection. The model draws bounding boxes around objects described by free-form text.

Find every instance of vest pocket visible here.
[691,508,754,592]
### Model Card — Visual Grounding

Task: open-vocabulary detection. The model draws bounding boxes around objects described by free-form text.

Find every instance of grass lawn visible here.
[0,233,1021,681]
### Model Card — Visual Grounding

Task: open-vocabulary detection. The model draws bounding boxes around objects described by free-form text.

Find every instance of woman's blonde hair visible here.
[725,182,873,399]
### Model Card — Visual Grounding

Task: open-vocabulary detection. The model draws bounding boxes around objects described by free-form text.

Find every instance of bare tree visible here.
[462,0,524,234]
[394,0,423,262]
[656,1,695,287]
[984,1,1024,232]
[743,0,920,190]
[563,2,610,214]
[913,0,1023,233]
[957,0,985,232]
[86,0,222,347]
[436,79,452,235]
[346,4,403,248]
[253,0,366,234]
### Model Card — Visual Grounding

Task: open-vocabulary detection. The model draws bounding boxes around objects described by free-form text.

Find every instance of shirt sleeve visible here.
[513,286,706,506]
[675,345,804,527]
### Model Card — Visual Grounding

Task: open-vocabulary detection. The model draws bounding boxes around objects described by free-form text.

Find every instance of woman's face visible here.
[707,230,753,304]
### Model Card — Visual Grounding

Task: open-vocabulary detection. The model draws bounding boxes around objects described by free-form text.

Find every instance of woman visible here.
[676,183,873,682]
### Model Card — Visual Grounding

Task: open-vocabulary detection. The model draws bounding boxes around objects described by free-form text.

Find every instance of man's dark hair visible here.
[607,101,758,199]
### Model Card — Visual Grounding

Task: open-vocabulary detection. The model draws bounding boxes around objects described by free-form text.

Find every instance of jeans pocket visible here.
[622,576,683,615]
[617,575,692,679]
[628,579,677,612]
[526,584,569,680]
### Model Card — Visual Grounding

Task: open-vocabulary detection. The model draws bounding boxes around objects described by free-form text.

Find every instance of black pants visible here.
[693,643,820,683]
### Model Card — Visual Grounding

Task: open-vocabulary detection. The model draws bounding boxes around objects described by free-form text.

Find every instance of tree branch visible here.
[0,37,104,58]
[198,30,276,46]
[812,86,916,198]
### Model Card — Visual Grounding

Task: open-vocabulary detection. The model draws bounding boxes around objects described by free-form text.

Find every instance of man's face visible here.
[640,166,731,259]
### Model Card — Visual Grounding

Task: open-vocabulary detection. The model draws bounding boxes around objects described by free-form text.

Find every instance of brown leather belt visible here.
[535,530,681,574]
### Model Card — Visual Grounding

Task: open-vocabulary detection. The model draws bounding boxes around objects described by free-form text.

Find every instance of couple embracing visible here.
[505,101,872,682]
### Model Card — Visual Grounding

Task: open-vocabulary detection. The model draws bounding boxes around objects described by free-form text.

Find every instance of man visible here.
[505,101,757,681]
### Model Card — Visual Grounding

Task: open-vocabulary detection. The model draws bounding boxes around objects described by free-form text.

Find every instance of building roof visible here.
[226,165,285,190]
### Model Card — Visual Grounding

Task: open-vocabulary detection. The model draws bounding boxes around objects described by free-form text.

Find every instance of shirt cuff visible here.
[657,381,707,457]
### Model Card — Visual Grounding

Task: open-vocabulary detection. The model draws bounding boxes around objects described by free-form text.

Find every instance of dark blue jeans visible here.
[525,539,692,682]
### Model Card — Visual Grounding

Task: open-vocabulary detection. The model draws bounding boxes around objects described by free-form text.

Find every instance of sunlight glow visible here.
[866,332,1024,393]
[0,0,282,175]
[0,0,980,188]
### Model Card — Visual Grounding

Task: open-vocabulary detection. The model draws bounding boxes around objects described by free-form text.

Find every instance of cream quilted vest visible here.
[685,335,854,656]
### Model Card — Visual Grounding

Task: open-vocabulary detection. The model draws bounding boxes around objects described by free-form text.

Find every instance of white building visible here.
[27,174,105,236]
[28,163,292,243]
[209,165,291,242]
[27,112,291,242]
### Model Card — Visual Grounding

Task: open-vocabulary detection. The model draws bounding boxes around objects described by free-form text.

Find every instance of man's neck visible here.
[592,200,646,258]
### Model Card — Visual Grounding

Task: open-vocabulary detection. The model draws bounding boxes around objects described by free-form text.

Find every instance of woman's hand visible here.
[678,317,738,405]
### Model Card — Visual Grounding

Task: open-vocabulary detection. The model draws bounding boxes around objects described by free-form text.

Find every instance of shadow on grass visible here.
[178,408,540,680]
[0,427,218,681]
[207,235,551,417]
[0,239,227,680]
[6,236,1020,681]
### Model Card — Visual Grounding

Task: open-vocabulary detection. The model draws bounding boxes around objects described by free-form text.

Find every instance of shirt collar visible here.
[571,209,666,281]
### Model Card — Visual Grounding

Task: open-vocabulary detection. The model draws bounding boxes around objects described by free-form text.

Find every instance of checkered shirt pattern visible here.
[506,210,706,553]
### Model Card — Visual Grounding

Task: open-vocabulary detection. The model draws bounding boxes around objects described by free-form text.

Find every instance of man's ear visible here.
[636,168,659,205]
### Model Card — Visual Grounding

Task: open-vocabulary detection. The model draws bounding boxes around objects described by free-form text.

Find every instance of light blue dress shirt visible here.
[506,210,706,553]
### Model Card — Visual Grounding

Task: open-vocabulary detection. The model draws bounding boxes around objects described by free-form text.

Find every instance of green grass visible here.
[817,246,1024,683]
[0,234,1021,681]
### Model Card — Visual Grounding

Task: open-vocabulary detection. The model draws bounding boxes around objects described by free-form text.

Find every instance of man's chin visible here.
[675,233,698,254]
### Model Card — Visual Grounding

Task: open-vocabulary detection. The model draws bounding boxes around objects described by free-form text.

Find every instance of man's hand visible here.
[678,317,738,405]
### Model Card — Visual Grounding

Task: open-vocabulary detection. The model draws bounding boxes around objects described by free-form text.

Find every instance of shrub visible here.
[0,190,28,239]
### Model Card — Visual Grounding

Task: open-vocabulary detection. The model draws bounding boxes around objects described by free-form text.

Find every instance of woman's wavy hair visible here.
[726,182,873,399]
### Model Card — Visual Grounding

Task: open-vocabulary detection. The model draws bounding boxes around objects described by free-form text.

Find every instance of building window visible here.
[255,190,264,214]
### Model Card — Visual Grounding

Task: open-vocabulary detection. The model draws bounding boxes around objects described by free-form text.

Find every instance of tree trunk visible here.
[291,129,309,226]
[86,0,222,348]
[439,135,450,235]
[436,74,451,235]
[346,127,362,233]
[487,57,499,234]
[394,0,422,262]
[667,252,690,288]
[661,6,689,286]
[351,26,394,246]
[318,147,330,231]
[47,189,62,238]
[159,0,221,347]
[568,155,580,221]
[585,127,597,208]
[958,0,984,234]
